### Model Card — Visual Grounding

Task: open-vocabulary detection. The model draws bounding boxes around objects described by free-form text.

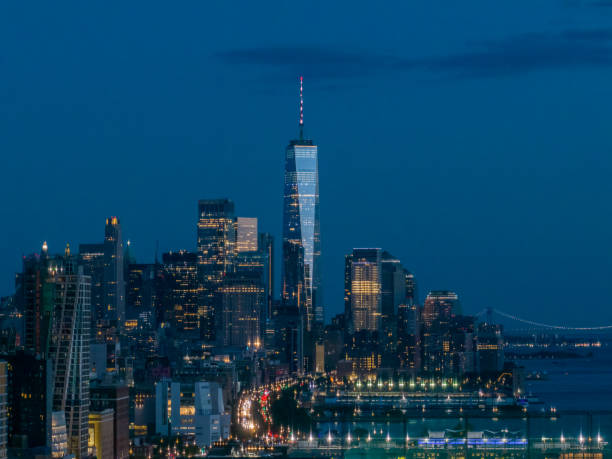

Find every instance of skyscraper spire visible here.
[299,76,304,140]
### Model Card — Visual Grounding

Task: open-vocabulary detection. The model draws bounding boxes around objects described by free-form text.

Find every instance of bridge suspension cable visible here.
[491,308,612,331]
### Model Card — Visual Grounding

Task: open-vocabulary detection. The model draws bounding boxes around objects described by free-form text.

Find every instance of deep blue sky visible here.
[1,1,612,325]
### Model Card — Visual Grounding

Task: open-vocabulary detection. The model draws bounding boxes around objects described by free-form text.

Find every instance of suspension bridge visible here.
[474,308,612,332]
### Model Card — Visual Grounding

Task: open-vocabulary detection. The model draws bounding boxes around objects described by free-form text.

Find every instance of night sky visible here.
[1,1,612,325]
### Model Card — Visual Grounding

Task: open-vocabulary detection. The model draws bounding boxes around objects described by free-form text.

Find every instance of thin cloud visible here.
[215,46,393,79]
[215,28,612,81]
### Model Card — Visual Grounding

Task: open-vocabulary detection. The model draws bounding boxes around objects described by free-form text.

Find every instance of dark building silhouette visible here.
[4,351,52,452]
[323,314,345,373]
[126,263,158,315]
[380,251,406,365]
[272,305,301,374]
[219,272,264,348]
[78,243,105,342]
[398,302,421,373]
[21,249,55,357]
[477,322,504,373]
[103,217,125,332]
[161,251,199,333]
[257,233,274,323]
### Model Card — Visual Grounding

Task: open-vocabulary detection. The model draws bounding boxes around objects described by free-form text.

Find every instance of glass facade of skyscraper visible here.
[197,199,236,342]
[282,139,322,331]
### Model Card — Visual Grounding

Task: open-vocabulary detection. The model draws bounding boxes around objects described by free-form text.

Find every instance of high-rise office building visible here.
[126,263,157,313]
[161,251,199,332]
[405,270,418,306]
[282,77,322,332]
[78,243,105,342]
[476,322,504,373]
[103,217,125,331]
[197,199,236,342]
[49,251,90,458]
[380,251,406,361]
[422,290,459,327]
[125,262,159,338]
[21,248,55,357]
[236,217,258,253]
[380,252,406,321]
[219,272,264,348]
[397,302,421,372]
[345,249,382,333]
[79,217,125,373]
[396,269,421,372]
[420,291,474,375]
[235,250,268,325]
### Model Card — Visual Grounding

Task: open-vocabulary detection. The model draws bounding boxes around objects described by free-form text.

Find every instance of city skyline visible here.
[2,3,612,457]
[2,2,612,326]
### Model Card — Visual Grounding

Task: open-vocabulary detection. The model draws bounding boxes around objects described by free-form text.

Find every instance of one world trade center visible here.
[282,77,322,338]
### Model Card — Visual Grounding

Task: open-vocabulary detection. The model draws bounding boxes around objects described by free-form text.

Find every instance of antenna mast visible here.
[299,76,304,140]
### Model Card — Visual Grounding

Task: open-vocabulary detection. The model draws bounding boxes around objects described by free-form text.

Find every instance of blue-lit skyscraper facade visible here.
[282,138,322,332]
